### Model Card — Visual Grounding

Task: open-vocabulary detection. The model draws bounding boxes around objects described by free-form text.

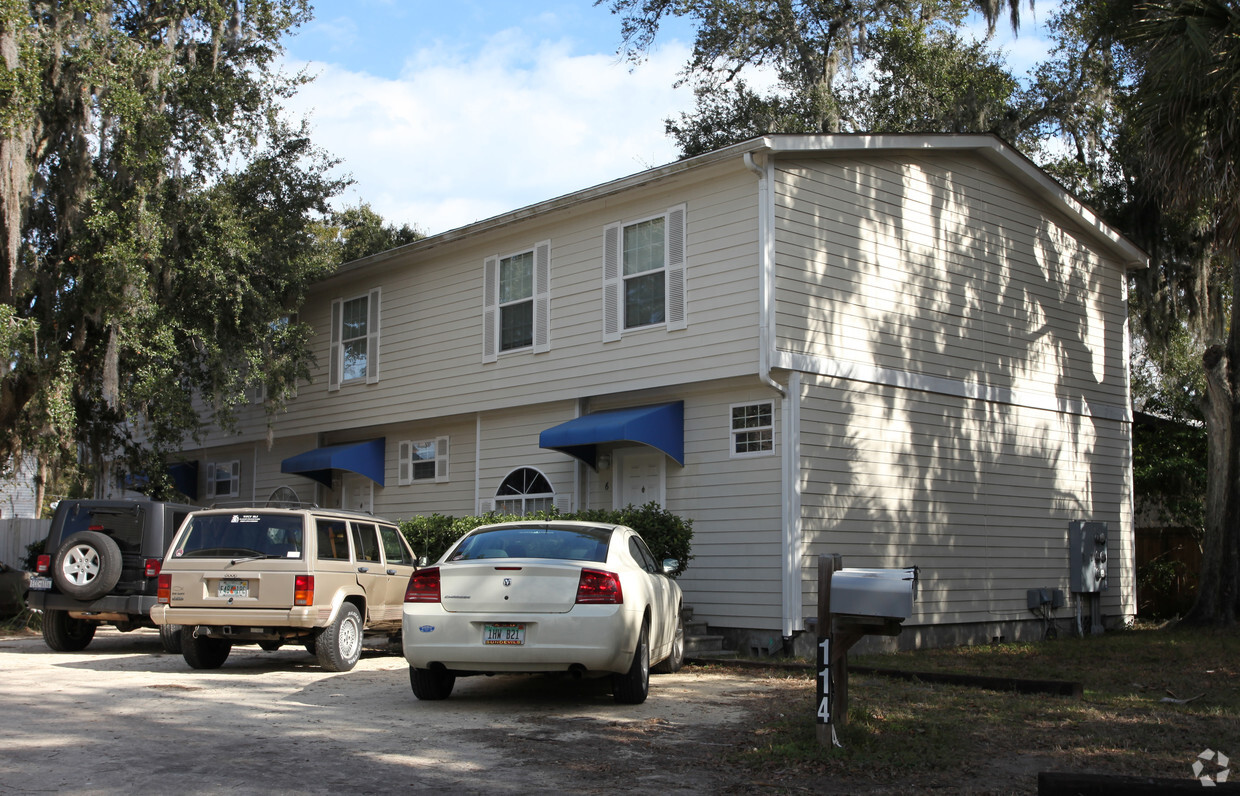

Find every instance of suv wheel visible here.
[316,602,362,672]
[52,531,123,601]
[182,633,232,669]
[42,609,96,652]
[158,624,182,654]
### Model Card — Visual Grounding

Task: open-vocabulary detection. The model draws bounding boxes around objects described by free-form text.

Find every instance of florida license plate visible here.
[217,579,249,598]
[483,623,525,645]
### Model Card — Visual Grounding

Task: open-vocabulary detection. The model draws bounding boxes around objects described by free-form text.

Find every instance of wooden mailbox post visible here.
[816,554,917,748]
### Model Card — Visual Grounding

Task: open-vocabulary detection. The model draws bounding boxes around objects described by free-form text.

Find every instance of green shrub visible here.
[399,502,693,576]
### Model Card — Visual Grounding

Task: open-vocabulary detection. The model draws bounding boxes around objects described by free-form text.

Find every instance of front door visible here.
[614,449,665,509]
[340,474,373,513]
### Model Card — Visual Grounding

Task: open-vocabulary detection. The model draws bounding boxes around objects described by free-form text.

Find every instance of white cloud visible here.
[281,31,693,235]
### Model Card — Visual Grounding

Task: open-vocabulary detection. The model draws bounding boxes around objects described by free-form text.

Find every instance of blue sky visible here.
[281,1,1057,236]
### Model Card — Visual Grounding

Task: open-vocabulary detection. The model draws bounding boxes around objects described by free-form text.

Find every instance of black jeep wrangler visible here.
[27,499,195,652]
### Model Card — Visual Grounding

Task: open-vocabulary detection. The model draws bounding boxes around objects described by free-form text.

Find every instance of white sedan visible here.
[402,520,684,704]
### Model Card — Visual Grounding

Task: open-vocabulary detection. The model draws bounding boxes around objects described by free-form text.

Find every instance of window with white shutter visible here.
[602,205,686,340]
[330,288,381,389]
[399,437,450,484]
[483,242,550,363]
[204,460,240,499]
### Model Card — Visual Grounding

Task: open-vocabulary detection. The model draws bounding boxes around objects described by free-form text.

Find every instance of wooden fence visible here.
[0,518,50,569]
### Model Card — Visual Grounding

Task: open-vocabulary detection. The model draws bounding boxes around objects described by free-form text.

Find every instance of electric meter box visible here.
[1068,520,1108,593]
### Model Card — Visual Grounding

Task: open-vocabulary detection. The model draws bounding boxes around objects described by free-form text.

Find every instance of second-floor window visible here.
[329,288,381,390]
[483,241,550,363]
[500,251,534,351]
[603,204,686,341]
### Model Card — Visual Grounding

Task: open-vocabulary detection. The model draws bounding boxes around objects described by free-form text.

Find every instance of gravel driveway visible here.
[0,628,777,794]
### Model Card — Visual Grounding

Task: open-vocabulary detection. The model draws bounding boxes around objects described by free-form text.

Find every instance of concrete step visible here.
[682,605,739,660]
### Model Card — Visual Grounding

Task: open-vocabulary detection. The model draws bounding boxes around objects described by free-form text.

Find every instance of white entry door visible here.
[340,474,373,513]
[614,449,665,509]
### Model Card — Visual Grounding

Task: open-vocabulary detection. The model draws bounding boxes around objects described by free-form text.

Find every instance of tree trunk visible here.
[1185,259,1240,625]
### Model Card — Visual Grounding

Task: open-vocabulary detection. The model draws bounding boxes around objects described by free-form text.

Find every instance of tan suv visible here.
[150,507,417,672]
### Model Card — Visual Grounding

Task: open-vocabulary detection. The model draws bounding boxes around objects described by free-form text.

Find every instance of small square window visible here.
[730,402,774,457]
[205,460,240,498]
[399,437,449,485]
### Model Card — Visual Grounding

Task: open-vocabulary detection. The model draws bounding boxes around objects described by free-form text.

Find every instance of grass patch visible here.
[0,607,41,636]
[718,624,1238,793]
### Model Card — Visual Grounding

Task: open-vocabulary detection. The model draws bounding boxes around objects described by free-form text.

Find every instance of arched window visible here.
[495,467,554,516]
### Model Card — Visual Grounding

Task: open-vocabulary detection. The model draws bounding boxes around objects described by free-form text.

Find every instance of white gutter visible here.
[743,150,786,399]
[745,150,801,640]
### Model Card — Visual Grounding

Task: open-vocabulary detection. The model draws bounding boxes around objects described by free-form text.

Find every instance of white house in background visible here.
[166,134,1147,651]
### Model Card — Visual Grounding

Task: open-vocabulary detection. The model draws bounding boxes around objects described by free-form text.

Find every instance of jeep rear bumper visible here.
[150,604,321,629]
[27,590,158,621]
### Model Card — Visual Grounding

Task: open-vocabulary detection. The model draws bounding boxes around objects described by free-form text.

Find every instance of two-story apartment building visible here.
[170,134,1147,651]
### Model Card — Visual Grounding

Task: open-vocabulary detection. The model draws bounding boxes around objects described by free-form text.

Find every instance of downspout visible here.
[743,151,785,399]
[745,150,801,643]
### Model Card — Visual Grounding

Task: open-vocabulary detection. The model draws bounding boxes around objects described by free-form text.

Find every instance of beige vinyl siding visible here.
[202,163,765,447]
[570,380,784,629]
[477,402,582,513]
[372,416,477,521]
[773,154,1129,410]
[252,436,318,506]
[798,374,1135,628]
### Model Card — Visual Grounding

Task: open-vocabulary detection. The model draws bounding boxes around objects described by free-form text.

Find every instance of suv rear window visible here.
[61,504,145,553]
[174,513,305,560]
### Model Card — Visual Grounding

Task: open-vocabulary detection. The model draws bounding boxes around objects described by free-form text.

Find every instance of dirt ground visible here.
[0,627,787,795]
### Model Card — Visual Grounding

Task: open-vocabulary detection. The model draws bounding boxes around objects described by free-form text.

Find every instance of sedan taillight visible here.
[157,574,171,604]
[35,554,50,575]
[576,568,623,604]
[404,568,441,603]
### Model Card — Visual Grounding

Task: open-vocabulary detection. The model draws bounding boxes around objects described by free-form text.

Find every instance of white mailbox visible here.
[829,567,918,621]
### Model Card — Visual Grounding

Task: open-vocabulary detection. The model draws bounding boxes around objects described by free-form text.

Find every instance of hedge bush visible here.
[399,502,693,576]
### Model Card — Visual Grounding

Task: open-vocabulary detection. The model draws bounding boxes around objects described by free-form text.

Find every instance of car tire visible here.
[612,621,650,704]
[409,666,456,700]
[52,530,123,601]
[42,608,96,652]
[158,623,182,654]
[316,602,362,672]
[653,611,684,674]
[259,640,282,652]
[182,632,232,669]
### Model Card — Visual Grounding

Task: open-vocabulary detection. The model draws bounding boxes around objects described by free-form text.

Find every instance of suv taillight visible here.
[294,575,314,606]
[144,558,161,578]
[35,554,50,575]
[404,568,440,603]
[576,568,623,604]
[157,574,171,604]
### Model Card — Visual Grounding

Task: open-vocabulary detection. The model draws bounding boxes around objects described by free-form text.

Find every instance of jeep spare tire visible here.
[52,530,123,600]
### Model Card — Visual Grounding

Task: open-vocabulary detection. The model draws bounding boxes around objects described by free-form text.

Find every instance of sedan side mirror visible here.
[661,558,678,576]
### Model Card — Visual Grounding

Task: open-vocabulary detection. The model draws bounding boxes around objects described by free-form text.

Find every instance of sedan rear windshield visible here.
[173,513,305,560]
[447,526,611,563]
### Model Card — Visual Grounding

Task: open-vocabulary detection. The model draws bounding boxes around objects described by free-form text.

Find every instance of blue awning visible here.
[280,438,386,487]
[539,402,684,468]
[168,461,199,500]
